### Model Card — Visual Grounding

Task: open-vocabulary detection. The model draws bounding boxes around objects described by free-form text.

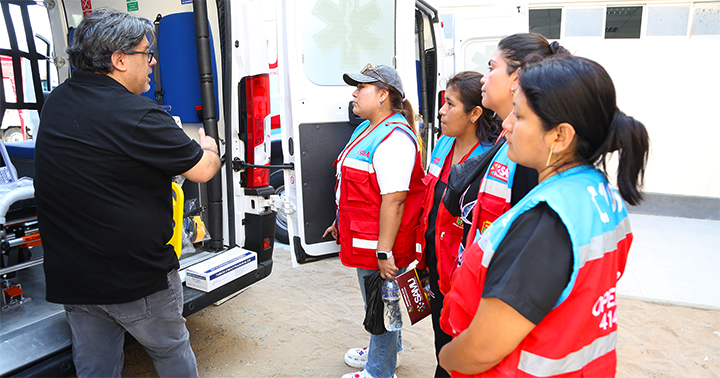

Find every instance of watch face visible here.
[377,252,388,260]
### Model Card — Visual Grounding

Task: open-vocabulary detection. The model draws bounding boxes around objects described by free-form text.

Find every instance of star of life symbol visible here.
[468,44,496,73]
[311,0,383,68]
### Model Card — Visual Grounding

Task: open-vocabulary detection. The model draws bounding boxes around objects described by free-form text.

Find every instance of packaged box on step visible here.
[185,247,257,292]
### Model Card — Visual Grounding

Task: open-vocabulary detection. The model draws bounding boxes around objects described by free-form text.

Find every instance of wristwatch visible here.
[376,250,393,260]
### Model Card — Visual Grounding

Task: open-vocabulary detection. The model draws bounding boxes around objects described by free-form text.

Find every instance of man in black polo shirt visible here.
[34,7,220,378]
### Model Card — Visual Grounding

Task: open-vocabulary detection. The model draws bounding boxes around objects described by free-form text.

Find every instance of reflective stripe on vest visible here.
[518,332,617,377]
[353,238,378,250]
[343,157,375,173]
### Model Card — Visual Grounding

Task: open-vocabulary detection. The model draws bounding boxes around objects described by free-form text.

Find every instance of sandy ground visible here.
[122,247,720,377]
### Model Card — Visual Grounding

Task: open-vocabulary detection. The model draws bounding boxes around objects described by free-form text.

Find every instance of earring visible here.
[510,83,518,96]
[378,100,384,108]
[546,146,555,168]
[471,118,476,123]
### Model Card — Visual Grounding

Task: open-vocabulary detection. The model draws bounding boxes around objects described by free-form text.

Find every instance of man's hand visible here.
[198,127,218,154]
[182,127,221,183]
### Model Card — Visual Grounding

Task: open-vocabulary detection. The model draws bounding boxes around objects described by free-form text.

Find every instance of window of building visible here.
[529,8,562,40]
[647,7,689,36]
[692,5,720,35]
[566,8,604,37]
[605,6,642,39]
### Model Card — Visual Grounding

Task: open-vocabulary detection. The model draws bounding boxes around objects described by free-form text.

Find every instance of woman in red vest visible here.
[323,64,425,378]
[417,71,501,377]
[438,55,649,377]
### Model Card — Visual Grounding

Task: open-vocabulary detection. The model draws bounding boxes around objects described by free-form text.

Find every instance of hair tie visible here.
[550,41,561,54]
[402,98,406,103]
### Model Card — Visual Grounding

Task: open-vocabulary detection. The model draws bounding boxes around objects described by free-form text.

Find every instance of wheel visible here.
[269,169,289,244]
[3,127,23,142]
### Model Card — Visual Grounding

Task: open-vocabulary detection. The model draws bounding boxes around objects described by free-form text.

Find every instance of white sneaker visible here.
[344,347,403,369]
[344,347,369,369]
[340,369,397,378]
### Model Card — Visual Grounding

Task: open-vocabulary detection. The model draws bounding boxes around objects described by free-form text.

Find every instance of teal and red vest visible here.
[335,113,425,270]
[442,166,632,377]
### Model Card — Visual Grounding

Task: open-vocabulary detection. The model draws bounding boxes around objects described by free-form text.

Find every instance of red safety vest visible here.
[335,113,425,270]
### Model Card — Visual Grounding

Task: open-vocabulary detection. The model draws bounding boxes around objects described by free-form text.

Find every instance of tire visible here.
[269,170,289,244]
[3,127,23,142]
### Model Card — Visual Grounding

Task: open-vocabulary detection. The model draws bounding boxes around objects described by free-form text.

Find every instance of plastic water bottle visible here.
[382,278,403,331]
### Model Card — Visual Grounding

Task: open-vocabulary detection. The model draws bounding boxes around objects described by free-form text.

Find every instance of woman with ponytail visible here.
[417,71,501,377]
[324,64,425,378]
[438,55,649,377]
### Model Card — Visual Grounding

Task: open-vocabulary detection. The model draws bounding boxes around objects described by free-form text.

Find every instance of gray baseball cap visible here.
[343,64,404,97]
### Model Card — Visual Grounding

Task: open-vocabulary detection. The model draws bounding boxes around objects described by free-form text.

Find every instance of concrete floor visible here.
[617,214,720,310]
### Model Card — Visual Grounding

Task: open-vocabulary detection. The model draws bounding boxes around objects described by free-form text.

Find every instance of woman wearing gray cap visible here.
[323,64,424,378]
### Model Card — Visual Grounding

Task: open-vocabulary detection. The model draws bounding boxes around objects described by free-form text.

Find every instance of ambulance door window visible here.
[301,0,396,86]
[462,40,497,74]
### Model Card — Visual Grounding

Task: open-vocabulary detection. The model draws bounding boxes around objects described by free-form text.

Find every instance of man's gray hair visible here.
[67,7,154,73]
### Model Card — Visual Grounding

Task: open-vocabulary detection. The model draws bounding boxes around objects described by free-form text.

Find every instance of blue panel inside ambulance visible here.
[144,12,219,123]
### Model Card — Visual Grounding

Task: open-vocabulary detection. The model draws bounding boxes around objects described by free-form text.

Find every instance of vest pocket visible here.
[349,219,379,256]
[477,193,510,233]
[421,173,434,186]
[343,168,373,204]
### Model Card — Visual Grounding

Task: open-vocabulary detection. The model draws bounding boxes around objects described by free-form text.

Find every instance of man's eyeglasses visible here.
[361,63,386,83]
[126,50,154,63]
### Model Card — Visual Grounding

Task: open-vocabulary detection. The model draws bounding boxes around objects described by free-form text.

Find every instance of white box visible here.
[185,247,257,292]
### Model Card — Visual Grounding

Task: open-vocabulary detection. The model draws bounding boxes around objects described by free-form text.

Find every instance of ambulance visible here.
[0,0,452,375]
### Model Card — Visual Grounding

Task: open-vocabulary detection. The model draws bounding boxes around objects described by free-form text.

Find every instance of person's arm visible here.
[377,191,406,279]
[439,297,535,374]
[373,129,416,278]
[182,128,221,183]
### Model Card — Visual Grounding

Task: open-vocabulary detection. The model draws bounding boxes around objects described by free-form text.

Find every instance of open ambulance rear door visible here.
[277,0,446,264]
